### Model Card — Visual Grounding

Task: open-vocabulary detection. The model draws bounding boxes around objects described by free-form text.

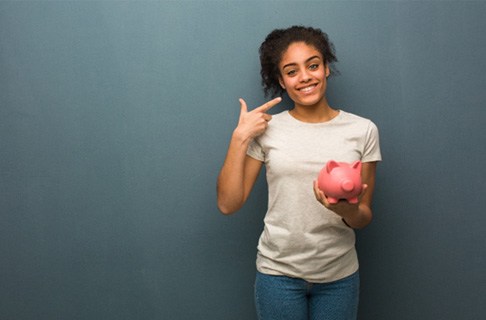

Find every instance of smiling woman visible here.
[217,26,382,320]
[278,42,333,120]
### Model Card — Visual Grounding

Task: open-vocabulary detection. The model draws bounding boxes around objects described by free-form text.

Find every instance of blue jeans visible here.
[254,270,360,320]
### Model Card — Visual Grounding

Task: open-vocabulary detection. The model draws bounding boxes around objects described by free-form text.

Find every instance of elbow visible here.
[217,195,242,215]
[218,205,235,215]
[217,201,238,215]
[216,185,245,215]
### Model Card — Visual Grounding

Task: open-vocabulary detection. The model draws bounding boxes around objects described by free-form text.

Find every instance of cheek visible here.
[280,77,295,90]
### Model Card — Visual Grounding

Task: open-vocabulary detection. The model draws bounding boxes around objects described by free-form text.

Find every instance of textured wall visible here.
[1,1,485,319]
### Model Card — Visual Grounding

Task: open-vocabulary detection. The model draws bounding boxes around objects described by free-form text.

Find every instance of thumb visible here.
[239,98,248,115]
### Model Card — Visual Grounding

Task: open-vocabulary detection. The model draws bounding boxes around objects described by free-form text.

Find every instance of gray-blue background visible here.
[1,1,485,319]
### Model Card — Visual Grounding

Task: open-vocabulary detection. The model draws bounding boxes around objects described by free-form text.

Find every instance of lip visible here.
[297,83,318,94]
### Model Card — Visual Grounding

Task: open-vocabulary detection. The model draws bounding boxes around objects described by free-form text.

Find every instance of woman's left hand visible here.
[314,162,376,229]
[313,180,368,219]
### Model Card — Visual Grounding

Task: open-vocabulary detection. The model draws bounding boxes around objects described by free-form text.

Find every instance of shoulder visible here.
[270,110,290,121]
[338,110,378,130]
[339,110,371,123]
[266,110,292,128]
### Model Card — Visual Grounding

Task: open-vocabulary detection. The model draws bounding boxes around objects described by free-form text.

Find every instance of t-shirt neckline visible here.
[285,109,343,125]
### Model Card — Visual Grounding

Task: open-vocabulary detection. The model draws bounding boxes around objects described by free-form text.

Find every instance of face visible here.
[278,42,330,108]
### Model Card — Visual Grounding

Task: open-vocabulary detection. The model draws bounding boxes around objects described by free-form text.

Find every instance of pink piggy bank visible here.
[317,160,362,204]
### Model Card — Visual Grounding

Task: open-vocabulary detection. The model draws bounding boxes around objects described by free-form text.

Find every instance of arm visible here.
[313,161,378,229]
[217,138,263,214]
[217,97,281,215]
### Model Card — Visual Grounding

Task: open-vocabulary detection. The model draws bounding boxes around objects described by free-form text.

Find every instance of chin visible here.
[293,96,324,107]
[289,89,326,107]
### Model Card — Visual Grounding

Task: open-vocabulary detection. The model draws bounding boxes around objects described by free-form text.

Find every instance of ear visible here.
[326,160,340,173]
[278,74,285,90]
[325,64,331,78]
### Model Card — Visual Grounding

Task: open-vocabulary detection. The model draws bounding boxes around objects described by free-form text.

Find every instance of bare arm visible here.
[313,161,378,229]
[217,97,281,214]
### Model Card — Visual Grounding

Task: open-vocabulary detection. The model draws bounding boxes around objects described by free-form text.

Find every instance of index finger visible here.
[254,97,282,113]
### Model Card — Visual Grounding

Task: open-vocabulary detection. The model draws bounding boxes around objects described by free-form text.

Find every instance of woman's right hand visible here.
[217,97,282,214]
[234,97,282,140]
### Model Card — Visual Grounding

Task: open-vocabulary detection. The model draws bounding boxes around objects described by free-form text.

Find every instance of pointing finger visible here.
[255,97,282,113]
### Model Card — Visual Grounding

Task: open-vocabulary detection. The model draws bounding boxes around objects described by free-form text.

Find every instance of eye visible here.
[309,63,319,70]
[286,69,297,77]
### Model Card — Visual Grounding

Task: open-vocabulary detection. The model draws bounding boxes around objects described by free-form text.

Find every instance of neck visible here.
[290,100,338,123]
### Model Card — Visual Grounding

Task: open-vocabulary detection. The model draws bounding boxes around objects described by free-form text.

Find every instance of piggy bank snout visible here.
[341,179,355,192]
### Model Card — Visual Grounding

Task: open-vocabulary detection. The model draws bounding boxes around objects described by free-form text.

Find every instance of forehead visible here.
[279,42,322,67]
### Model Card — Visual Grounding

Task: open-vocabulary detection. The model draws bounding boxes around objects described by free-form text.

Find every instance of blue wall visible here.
[1,1,485,319]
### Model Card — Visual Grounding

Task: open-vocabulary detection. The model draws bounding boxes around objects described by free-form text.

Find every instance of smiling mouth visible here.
[298,84,317,93]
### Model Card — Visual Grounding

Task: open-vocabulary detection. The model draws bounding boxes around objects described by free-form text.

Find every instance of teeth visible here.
[300,85,316,93]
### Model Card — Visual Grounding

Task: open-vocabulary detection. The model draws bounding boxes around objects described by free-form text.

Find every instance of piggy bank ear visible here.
[326,160,340,173]
[351,160,362,170]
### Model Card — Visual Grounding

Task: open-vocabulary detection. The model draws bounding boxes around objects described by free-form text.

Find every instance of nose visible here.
[299,70,311,83]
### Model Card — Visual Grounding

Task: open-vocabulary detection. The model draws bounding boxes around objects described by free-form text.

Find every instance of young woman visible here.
[217,26,381,320]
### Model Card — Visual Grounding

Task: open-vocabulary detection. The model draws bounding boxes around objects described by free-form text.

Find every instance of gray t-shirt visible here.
[247,110,382,283]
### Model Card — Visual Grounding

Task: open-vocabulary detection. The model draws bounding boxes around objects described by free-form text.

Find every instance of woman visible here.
[217,26,381,320]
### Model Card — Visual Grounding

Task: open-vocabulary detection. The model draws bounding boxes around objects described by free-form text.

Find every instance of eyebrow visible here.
[282,55,322,70]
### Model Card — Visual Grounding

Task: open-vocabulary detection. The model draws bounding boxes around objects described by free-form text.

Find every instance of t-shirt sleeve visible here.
[362,120,382,162]
[246,138,265,162]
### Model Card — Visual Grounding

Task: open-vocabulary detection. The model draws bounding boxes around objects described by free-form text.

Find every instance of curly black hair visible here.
[259,26,338,97]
